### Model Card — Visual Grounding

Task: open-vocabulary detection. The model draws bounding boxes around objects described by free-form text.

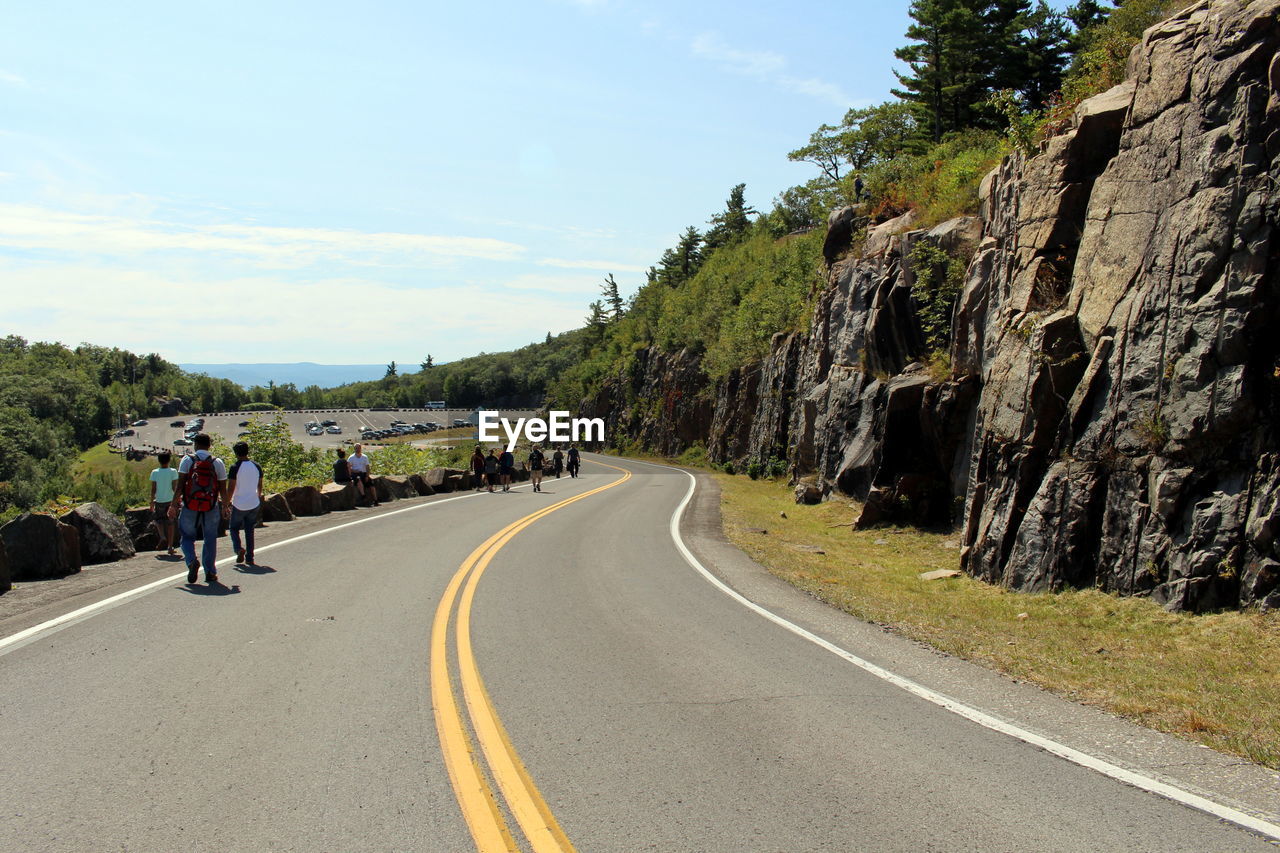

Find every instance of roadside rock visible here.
[282,485,326,517]
[407,474,436,496]
[123,507,162,551]
[0,538,9,594]
[374,475,416,502]
[60,502,136,565]
[261,492,293,523]
[0,513,82,580]
[320,482,356,511]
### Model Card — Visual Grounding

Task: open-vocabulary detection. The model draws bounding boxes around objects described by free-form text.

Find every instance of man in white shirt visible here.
[349,443,379,506]
[226,440,265,566]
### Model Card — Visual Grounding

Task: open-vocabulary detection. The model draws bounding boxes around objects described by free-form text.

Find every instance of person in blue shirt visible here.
[498,446,516,492]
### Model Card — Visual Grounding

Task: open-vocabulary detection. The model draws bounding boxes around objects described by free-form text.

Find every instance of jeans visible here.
[229,505,259,560]
[179,505,221,571]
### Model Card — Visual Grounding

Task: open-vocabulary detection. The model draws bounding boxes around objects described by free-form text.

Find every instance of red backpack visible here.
[183,455,219,512]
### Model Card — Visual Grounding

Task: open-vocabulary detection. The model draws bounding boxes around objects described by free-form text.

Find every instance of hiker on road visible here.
[567,444,581,478]
[149,451,179,556]
[483,449,499,493]
[470,446,486,491]
[527,445,545,492]
[168,433,228,585]
[227,441,264,566]
[498,446,515,492]
[552,447,564,478]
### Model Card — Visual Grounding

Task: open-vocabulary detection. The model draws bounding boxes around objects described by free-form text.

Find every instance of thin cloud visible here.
[0,204,527,269]
[0,69,26,87]
[537,257,648,273]
[500,272,604,294]
[690,32,851,107]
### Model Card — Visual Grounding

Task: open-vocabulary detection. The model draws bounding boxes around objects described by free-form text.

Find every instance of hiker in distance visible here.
[527,444,545,492]
[168,432,229,585]
[471,445,486,491]
[567,444,581,478]
[226,441,264,566]
[552,446,564,478]
[149,451,179,556]
[483,449,499,492]
[498,444,515,492]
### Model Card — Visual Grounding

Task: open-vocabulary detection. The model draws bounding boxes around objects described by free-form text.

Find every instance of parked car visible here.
[321,419,337,427]
[237,431,250,437]
[173,438,193,446]
[238,420,250,427]
[307,426,324,436]
[132,419,148,427]
[326,426,342,434]
[121,428,135,436]
[169,420,185,428]
[453,419,469,428]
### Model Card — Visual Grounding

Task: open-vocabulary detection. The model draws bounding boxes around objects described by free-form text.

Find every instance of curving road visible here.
[1,456,1277,851]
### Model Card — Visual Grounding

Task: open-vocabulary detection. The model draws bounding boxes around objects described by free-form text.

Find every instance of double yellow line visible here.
[430,463,632,852]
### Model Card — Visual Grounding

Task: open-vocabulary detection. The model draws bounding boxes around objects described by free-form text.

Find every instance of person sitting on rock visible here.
[349,443,378,506]
[333,448,353,486]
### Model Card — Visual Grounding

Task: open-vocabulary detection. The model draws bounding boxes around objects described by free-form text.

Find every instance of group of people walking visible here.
[148,433,263,585]
[470,444,580,493]
[149,435,588,586]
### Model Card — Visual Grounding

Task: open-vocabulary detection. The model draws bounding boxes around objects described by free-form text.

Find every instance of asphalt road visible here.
[1,457,1276,851]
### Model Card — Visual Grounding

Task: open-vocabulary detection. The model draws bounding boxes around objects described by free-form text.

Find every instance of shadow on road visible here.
[179,582,242,596]
[232,564,277,575]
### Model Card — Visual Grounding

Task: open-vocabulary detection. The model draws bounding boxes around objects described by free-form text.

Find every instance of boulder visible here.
[0,513,82,580]
[454,470,473,490]
[863,209,918,258]
[424,468,460,493]
[61,502,137,564]
[794,482,822,505]
[373,475,416,502]
[261,492,294,523]
[123,507,162,552]
[321,482,357,511]
[282,485,326,517]
[0,538,9,594]
[407,474,436,497]
[446,475,466,492]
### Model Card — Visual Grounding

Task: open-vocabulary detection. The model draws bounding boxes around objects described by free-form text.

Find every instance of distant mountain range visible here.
[179,362,386,389]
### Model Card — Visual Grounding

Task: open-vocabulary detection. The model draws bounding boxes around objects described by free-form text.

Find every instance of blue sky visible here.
[1,0,914,366]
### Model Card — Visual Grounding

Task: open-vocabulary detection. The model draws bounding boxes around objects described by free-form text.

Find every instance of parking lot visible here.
[110,408,539,455]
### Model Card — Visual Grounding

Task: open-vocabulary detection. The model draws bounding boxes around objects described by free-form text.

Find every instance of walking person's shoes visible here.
[245,552,255,566]
[236,548,246,564]
[206,571,219,585]
[187,561,199,584]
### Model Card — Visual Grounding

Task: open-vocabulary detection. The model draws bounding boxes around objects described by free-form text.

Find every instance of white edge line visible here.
[627,456,1280,843]
[0,483,532,655]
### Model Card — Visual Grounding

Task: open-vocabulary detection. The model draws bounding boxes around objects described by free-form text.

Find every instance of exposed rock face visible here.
[408,474,436,496]
[583,0,1280,611]
[60,502,137,564]
[0,514,82,580]
[282,486,326,517]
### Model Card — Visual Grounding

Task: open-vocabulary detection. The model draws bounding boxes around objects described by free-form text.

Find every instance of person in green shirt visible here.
[149,452,180,556]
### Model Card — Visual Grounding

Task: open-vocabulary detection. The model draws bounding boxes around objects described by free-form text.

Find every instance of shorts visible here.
[351,471,371,486]
[486,472,499,485]
[500,465,514,477]
[153,500,172,521]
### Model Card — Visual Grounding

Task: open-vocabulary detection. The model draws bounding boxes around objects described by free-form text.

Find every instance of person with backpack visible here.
[552,447,564,478]
[567,444,581,478]
[227,441,264,566]
[470,446,486,491]
[168,433,229,584]
[149,451,179,556]
[527,445,545,492]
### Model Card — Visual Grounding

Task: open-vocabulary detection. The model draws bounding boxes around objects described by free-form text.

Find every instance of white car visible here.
[326,425,342,434]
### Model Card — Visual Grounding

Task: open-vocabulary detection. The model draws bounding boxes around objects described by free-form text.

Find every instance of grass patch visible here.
[72,441,155,480]
[716,473,1280,769]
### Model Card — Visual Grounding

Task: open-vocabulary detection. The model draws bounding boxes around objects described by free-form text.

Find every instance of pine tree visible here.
[601,274,624,320]
[656,227,703,288]
[704,184,758,252]
[385,361,397,378]
[420,354,434,371]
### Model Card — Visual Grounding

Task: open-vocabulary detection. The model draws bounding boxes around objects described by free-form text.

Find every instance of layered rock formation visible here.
[583,0,1280,611]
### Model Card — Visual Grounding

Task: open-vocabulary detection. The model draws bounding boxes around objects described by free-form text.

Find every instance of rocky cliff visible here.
[584,0,1280,612]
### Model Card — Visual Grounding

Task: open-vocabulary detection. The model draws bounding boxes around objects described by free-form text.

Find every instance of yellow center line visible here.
[433,461,632,852]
